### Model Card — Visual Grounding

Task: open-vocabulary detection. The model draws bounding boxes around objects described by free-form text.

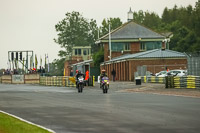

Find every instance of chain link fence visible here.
[187,52,200,76]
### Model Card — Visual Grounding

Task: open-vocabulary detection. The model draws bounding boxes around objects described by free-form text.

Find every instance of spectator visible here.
[70,69,73,76]
[111,69,116,82]
[85,70,89,86]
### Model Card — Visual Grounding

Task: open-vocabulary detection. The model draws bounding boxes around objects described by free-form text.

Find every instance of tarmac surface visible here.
[0,82,200,133]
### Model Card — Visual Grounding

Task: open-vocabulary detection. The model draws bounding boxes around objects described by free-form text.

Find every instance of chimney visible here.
[127,7,133,22]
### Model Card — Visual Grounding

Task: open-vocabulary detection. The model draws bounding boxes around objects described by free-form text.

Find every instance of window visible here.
[75,49,81,55]
[111,42,130,51]
[140,43,145,51]
[75,49,77,55]
[124,43,130,51]
[83,49,87,55]
[78,49,81,55]
[140,42,162,51]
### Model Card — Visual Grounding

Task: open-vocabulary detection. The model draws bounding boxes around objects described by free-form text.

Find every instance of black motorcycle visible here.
[77,76,84,93]
[101,76,109,93]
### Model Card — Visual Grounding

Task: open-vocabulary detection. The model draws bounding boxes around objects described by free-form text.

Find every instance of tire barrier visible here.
[40,76,76,87]
[138,76,200,89]
[173,76,200,89]
[166,76,200,89]
[39,76,95,87]
[165,76,174,88]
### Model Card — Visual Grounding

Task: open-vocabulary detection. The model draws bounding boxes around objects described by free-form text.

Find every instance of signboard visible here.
[12,75,24,84]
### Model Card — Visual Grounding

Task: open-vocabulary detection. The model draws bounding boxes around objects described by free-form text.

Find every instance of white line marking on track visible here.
[0,110,56,133]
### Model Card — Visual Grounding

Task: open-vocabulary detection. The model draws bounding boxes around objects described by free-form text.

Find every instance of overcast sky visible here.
[0,0,197,69]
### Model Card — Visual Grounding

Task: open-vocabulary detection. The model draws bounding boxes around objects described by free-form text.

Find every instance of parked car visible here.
[156,71,168,77]
[167,70,186,76]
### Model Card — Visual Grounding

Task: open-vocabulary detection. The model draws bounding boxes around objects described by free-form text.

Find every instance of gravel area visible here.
[119,83,200,98]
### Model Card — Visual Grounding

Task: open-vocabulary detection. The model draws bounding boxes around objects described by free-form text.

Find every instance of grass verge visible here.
[0,112,52,133]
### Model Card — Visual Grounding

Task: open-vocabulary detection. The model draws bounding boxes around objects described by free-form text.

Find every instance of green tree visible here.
[92,48,104,67]
[133,10,144,24]
[54,11,98,57]
[49,58,65,76]
[143,11,162,31]
[162,7,171,24]
[194,0,200,36]
[100,18,122,37]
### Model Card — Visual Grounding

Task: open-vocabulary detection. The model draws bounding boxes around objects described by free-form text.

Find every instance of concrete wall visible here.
[1,75,12,84]
[12,75,24,84]
[24,74,40,84]
[1,74,40,84]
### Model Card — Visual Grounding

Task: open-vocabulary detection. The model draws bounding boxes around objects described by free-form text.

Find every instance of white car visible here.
[167,70,186,76]
[156,71,168,77]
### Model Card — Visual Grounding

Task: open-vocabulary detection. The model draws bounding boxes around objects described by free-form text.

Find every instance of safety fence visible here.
[39,76,95,87]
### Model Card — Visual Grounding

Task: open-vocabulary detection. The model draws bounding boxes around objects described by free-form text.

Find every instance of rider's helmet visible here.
[101,69,106,74]
[78,70,81,74]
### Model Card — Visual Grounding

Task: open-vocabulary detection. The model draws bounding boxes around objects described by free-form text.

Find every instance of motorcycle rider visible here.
[76,70,85,88]
[100,69,107,88]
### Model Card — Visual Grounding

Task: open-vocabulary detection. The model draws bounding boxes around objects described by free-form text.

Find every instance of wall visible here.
[64,60,79,76]
[1,75,12,84]
[24,74,40,84]
[1,74,40,84]
[12,75,24,84]
[130,42,140,52]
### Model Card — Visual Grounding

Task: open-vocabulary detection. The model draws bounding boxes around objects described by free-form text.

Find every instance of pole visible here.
[109,24,111,60]
[26,51,28,73]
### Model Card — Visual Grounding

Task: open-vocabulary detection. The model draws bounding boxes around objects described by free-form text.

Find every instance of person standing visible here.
[85,70,89,86]
[111,69,116,82]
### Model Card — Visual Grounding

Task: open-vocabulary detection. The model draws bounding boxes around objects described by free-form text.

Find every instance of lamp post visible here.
[109,23,111,60]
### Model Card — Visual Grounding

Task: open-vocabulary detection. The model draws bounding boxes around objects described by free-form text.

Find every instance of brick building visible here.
[96,9,185,81]
[100,49,187,81]
[96,20,169,62]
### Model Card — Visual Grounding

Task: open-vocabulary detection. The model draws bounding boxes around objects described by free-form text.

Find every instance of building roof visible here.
[72,59,93,66]
[102,49,186,64]
[98,21,165,43]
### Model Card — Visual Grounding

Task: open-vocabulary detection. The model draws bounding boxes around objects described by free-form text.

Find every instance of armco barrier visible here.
[138,76,165,84]
[147,76,165,83]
